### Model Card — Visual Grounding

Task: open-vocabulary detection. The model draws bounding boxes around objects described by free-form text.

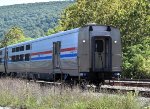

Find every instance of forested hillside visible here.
[0,1,73,39]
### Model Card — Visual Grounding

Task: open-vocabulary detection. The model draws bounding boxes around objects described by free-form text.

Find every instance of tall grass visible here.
[0,78,149,109]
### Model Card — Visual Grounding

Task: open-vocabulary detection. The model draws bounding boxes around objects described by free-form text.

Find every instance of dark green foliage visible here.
[123,37,150,79]
[50,0,150,78]
[0,1,73,39]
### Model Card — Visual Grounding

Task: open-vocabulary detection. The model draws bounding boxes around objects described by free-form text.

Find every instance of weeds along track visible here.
[0,78,150,98]
[0,78,150,109]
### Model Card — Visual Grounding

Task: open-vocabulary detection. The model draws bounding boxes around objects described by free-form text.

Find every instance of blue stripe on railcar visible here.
[31,53,77,61]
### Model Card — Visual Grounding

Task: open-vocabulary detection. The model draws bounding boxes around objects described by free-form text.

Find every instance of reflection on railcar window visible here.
[20,46,24,51]
[26,44,30,50]
[25,54,30,61]
[95,40,103,52]
[12,48,15,52]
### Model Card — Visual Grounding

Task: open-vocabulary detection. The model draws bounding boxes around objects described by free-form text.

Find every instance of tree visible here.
[58,0,149,46]
[0,26,32,48]
[122,37,150,79]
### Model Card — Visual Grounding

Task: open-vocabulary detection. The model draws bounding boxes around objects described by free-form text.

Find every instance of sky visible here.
[0,0,65,6]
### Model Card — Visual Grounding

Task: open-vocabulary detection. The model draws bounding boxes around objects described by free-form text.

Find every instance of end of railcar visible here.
[78,24,122,84]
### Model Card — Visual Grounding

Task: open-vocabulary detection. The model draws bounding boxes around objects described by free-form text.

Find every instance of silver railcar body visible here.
[0,24,122,82]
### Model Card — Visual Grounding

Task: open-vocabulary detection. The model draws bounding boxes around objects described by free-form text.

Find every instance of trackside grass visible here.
[0,78,149,109]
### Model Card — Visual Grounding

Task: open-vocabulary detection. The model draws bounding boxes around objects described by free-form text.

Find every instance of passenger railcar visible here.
[0,24,122,83]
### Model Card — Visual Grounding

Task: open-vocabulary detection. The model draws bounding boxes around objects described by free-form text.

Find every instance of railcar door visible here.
[52,41,61,69]
[94,39,105,70]
[92,37,111,71]
[52,41,64,81]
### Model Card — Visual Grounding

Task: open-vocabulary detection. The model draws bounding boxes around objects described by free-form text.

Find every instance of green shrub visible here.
[122,38,150,79]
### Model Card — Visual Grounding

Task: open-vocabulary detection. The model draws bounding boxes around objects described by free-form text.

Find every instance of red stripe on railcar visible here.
[32,51,52,56]
[31,47,76,56]
[61,47,76,52]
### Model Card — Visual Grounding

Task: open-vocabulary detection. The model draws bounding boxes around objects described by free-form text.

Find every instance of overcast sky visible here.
[0,0,65,6]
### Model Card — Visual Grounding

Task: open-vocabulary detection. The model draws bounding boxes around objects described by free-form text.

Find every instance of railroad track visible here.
[105,80,150,88]
[103,80,150,98]
[100,85,150,98]
[29,79,150,98]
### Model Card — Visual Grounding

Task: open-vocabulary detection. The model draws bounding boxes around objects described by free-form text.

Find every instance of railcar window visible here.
[12,48,15,52]
[20,54,24,61]
[25,54,30,61]
[0,51,2,55]
[53,41,61,55]
[20,46,24,51]
[16,47,20,52]
[11,56,16,62]
[16,55,20,61]
[57,41,61,54]
[26,44,30,50]
[0,58,2,63]
[95,40,103,52]
[53,42,57,54]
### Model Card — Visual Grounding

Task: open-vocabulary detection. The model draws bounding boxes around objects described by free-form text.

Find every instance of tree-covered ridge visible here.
[0,1,73,39]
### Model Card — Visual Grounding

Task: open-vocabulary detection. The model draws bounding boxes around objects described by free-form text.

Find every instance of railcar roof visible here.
[0,25,118,50]
[0,28,79,50]
[82,24,118,29]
